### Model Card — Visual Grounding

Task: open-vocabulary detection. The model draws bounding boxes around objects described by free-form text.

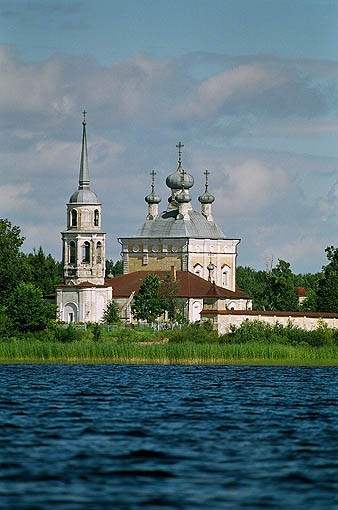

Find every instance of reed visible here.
[0,339,338,365]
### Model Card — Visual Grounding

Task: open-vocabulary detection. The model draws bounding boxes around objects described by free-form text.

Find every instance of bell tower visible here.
[61,112,106,285]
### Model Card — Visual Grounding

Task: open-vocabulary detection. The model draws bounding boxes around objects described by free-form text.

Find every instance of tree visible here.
[105,259,123,278]
[236,266,270,309]
[23,247,63,295]
[266,259,299,311]
[0,219,25,307]
[102,300,120,324]
[159,274,180,320]
[316,246,338,312]
[131,274,164,322]
[7,282,56,332]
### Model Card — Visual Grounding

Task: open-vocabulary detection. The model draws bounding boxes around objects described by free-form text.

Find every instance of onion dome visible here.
[176,187,191,204]
[69,111,99,205]
[198,190,215,204]
[145,170,161,204]
[166,167,194,190]
[166,141,194,190]
[198,169,215,204]
[145,190,161,204]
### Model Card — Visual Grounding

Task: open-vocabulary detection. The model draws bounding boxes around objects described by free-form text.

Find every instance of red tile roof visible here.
[104,271,250,299]
[295,286,307,297]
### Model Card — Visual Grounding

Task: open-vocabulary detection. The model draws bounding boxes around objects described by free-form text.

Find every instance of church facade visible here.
[56,118,251,324]
[119,144,239,292]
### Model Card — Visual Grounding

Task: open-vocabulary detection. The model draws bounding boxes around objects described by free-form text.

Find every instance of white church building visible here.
[56,115,252,323]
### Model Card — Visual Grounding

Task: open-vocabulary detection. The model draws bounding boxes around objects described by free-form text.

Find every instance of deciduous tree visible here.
[7,282,55,332]
[316,246,338,312]
[0,219,25,306]
[131,274,164,323]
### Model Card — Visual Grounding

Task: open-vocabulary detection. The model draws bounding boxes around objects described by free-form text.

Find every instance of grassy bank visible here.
[1,321,338,365]
[1,340,338,365]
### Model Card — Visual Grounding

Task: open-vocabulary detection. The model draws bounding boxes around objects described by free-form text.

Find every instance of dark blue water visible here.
[1,365,338,509]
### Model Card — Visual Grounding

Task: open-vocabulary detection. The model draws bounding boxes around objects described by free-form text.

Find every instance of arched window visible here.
[69,241,76,264]
[82,241,90,263]
[222,265,230,288]
[194,264,203,277]
[96,241,102,263]
[71,209,77,227]
[94,209,99,227]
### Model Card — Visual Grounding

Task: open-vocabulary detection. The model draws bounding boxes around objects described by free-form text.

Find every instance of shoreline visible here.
[1,358,338,366]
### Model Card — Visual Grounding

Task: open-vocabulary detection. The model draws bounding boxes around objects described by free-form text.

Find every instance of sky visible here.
[1,0,338,273]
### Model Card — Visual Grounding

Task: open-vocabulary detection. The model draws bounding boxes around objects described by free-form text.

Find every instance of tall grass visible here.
[1,340,338,365]
[1,320,338,365]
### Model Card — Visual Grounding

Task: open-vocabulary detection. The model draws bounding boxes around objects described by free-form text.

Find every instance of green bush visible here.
[168,322,218,343]
[50,324,84,343]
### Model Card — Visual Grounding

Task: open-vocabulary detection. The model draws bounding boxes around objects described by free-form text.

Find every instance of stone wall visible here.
[200,310,338,334]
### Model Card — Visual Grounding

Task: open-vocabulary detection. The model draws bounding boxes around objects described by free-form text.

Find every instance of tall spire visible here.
[79,110,90,189]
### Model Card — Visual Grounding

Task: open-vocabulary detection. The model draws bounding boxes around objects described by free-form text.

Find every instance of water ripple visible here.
[1,365,338,509]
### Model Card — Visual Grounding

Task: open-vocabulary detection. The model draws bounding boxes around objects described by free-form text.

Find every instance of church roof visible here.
[104,270,250,299]
[134,208,225,239]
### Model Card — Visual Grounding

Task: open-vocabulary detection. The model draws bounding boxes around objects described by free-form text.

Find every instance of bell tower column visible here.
[61,112,106,285]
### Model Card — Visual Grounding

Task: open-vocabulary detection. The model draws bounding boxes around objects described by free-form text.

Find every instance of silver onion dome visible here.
[166,141,194,190]
[176,187,191,204]
[198,169,215,204]
[145,190,161,204]
[145,170,161,204]
[166,167,194,190]
[198,190,215,204]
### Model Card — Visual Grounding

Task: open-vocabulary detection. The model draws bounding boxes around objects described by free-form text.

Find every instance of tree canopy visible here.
[132,274,164,322]
[0,219,25,306]
[316,246,338,313]
[7,282,56,332]
[102,300,120,324]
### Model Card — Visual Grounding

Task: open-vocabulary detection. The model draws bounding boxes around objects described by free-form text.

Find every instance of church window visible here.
[96,241,102,263]
[194,264,203,277]
[71,209,77,227]
[94,209,99,226]
[83,241,90,263]
[69,241,76,264]
[222,270,228,287]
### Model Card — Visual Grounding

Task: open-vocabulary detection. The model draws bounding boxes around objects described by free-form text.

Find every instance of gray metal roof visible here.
[135,208,225,239]
[69,188,99,204]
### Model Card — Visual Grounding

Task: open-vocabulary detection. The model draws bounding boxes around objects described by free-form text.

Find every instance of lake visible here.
[1,365,338,509]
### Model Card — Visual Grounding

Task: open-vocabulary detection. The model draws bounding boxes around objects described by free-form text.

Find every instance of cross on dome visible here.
[150,170,156,190]
[204,169,210,190]
[176,142,184,165]
[82,110,87,126]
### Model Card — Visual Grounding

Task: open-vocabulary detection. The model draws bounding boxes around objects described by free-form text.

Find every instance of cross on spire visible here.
[82,110,87,126]
[176,142,184,165]
[150,170,156,190]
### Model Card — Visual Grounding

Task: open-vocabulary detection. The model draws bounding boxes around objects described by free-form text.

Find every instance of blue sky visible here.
[1,0,338,273]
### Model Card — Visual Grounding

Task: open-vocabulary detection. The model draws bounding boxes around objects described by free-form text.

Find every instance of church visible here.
[56,116,252,323]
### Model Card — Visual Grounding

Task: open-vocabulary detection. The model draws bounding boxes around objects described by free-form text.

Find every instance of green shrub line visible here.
[1,320,338,364]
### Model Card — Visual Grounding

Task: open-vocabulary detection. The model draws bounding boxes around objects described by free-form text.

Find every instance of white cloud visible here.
[0,183,34,214]
[214,159,291,215]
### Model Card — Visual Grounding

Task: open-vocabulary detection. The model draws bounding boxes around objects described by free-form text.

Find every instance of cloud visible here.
[0,183,34,214]
[214,159,291,215]
[1,46,338,273]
